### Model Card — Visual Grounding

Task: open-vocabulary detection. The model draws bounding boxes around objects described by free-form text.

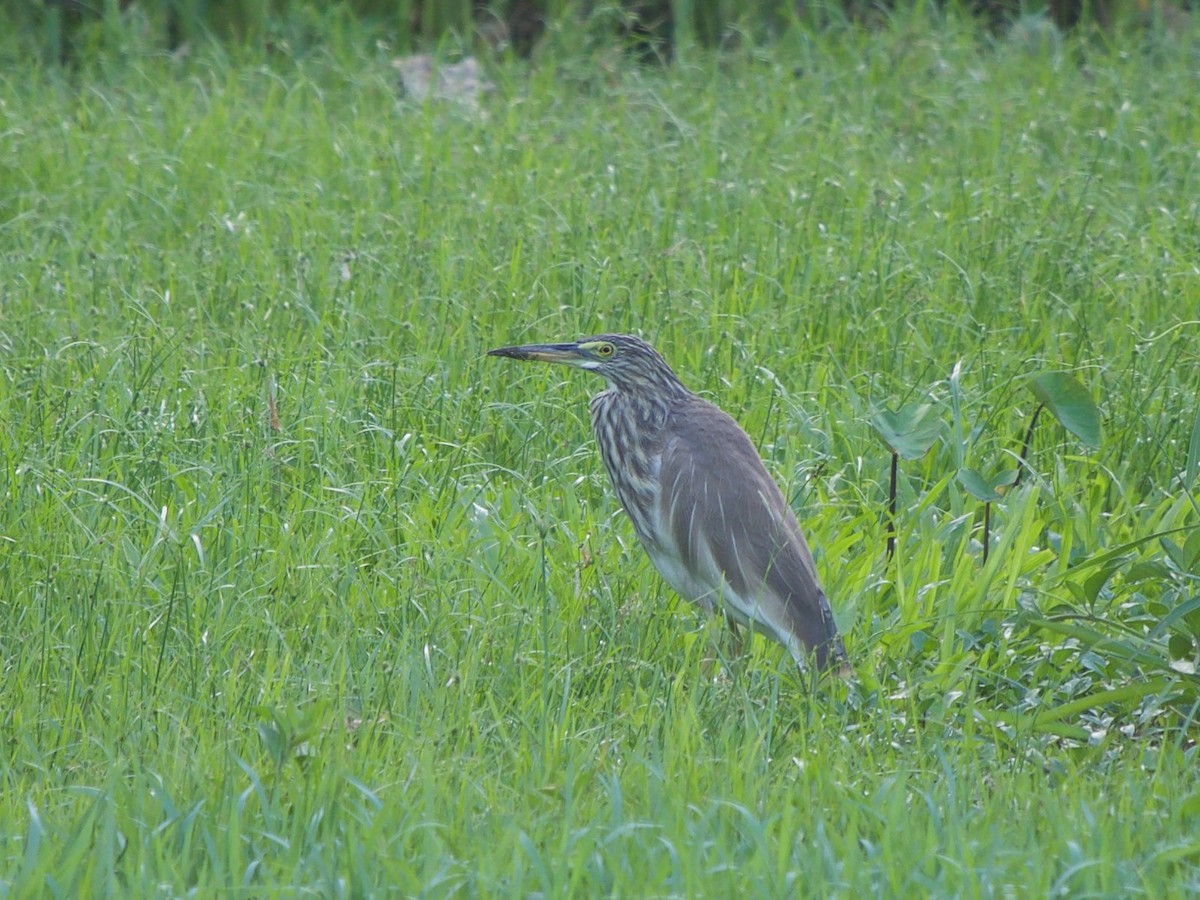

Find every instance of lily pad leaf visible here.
[870,403,944,461]
[957,467,1018,502]
[1028,372,1102,449]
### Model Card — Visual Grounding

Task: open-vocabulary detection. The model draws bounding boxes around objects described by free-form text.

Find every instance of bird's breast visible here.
[590,393,664,547]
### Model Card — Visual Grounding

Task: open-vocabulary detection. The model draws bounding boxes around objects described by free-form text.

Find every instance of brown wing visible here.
[657,397,845,669]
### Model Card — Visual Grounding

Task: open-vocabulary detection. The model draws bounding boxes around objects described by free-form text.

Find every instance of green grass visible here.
[2,11,1200,896]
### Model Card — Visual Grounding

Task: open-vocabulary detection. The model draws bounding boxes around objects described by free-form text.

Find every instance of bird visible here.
[487,333,848,675]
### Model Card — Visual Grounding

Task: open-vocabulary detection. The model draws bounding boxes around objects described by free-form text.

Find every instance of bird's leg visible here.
[701,614,745,679]
[723,614,745,658]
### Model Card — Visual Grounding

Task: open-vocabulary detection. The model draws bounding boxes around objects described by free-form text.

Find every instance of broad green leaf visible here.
[957,466,1018,502]
[1168,633,1195,661]
[1126,560,1172,583]
[1152,593,1200,640]
[1028,371,1102,449]
[1080,560,1124,607]
[1065,581,1089,607]
[869,402,944,461]
[1161,537,1188,572]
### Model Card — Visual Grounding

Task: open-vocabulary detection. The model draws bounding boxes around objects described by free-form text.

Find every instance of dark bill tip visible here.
[486,346,533,360]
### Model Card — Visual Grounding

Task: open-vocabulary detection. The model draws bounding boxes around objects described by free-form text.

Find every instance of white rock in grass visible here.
[1005,13,1064,62]
[393,55,494,109]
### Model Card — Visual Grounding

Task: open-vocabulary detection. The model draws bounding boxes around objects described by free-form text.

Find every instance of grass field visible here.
[2,9,1200,896]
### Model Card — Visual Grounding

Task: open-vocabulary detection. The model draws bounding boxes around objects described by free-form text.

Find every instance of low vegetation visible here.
[1,7,1198,894]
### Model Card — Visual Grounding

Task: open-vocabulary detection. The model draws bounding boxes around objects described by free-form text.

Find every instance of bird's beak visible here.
[487,342,591,366]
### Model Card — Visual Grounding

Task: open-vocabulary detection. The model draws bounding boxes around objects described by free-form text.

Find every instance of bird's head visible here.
[488,333,687,396]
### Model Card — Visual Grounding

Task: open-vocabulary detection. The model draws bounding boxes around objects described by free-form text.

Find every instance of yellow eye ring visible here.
[597,343,615,357]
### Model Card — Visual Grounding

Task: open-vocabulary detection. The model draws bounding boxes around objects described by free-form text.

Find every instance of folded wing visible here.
[656,398,845,669]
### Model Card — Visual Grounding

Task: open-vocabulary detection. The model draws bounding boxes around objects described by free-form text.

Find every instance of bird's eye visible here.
[597,343,615,357]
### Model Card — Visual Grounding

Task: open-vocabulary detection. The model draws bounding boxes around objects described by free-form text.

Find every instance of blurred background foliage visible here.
[10,0,1191,66]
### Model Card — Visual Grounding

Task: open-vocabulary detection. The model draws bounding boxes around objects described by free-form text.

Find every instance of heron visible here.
[488,333,848,675]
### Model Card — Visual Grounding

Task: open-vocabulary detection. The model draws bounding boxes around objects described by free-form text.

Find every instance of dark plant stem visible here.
[982,501,991,564]
[887,451,898,562]
[1014,404,1044,487]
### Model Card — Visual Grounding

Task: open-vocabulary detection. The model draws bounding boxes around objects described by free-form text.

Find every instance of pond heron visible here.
[488,334,847,675]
